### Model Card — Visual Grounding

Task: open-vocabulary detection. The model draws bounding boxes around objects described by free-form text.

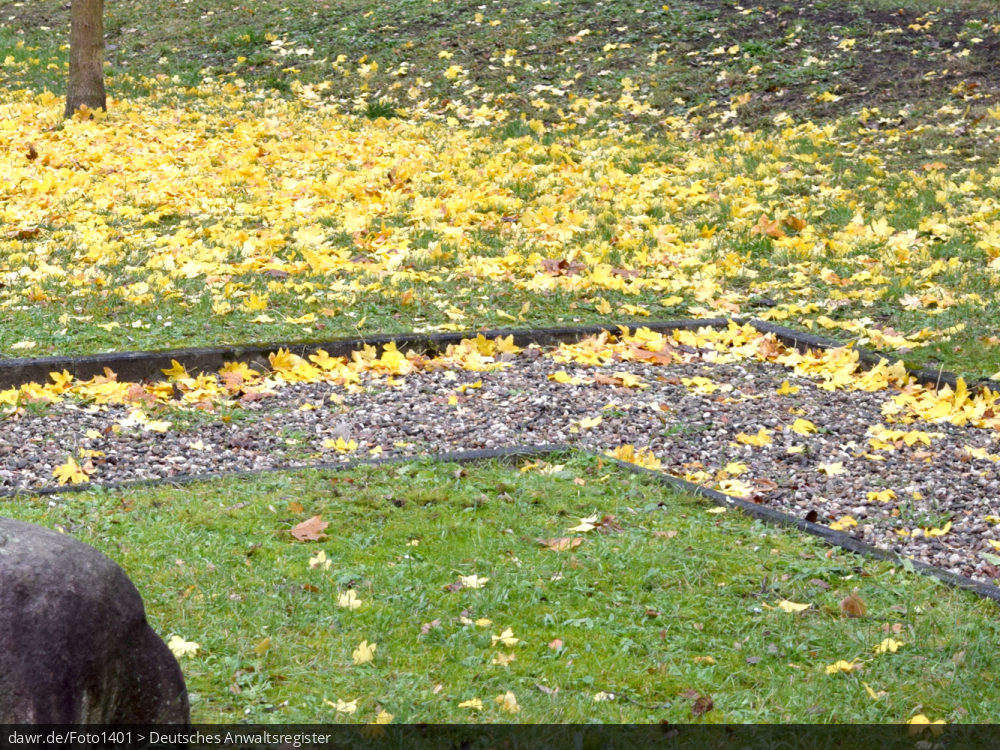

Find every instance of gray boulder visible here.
[0,517,189,723]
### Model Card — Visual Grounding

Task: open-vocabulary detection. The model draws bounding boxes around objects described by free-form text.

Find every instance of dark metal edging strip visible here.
[607,458,1000,605]
[0,317,987,394]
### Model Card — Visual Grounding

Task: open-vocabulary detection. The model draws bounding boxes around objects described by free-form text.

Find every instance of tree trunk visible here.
[65,0,107,118]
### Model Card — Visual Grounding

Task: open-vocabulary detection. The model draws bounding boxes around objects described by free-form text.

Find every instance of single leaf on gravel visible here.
[53,456,90,486]
[791,419,817,434]
[540,537,583,552]
[291,515,329,541]
[924,521,951,538]
[776,381,800,395]
[829,515,858,531]
[817,462,847,476]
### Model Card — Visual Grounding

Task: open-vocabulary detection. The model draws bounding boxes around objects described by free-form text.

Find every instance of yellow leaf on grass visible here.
[373,710,393,724]
[458,698,484,710]
[825,659,859,674]
[491,628,519,647]
[777,600,810,614]
[495,691,520,714]
[325,698,358,714]
[863,682,887,700]
[309,550,332,570]
[167,635,200,658]
[352,640,377,665]
[569,514,599,532]
[338,590,363,610]
[907,715,947,734]
[706,507,727,515]
[874,638,903,654]
[460,574,489,589]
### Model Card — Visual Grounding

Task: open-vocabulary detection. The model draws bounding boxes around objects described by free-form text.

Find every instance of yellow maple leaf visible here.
[338,590,363,610]
[825,659,858,674]
[324,698,358,714]
[53,456,89,486]
[866,489,896,503]
[874,638,903,654]
[324,437,358,453]
[735,427,772,446]
[167,635,200,658]
[161,360,188,379]
[309,550,332,570]
[829,515,858,531]
[568,514,599,532]
[491,628,519,647]
[495,691,520,714]
[907,715,947,734]
[924,520,951,538]
[791,418,817,435]
[352,640,377,665]
[817,462,847,476]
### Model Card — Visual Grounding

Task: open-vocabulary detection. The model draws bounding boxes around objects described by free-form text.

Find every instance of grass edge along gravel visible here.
[2,455,999,724]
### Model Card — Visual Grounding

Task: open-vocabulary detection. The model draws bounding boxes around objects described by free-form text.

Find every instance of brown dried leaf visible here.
[548,638,563,650]
[290,515,329,542]
[653,530,679,539]
[540,537,583,552]
[691,694,714,717]
[840,592,868,618]
[288,501,305,514]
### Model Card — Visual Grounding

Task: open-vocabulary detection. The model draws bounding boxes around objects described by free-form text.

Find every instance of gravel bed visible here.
[1,346,999,584]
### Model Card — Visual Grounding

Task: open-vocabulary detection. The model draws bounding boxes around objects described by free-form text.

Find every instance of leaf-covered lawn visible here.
[2,457,997,723]
[0,0,999,379]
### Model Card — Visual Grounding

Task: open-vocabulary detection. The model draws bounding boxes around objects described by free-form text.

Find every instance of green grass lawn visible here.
[2,455,997,723]
[0,0,998,380]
